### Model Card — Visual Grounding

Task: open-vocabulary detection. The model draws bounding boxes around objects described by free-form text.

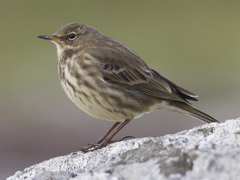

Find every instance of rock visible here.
[7,118,240,180]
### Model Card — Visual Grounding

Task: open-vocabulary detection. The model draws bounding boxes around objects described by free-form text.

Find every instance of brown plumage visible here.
[38,23,219,152]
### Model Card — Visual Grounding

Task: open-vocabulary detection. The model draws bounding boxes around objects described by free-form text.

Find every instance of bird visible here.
[38,23,219,152]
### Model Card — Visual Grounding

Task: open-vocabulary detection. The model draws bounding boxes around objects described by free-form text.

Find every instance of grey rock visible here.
[7,118,240,180]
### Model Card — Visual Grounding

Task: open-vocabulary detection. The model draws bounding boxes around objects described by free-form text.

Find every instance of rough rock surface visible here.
[7,118,240,180]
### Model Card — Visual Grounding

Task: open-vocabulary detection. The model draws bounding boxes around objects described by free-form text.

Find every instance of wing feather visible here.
[86,48,153,85]
[85,47,197,103]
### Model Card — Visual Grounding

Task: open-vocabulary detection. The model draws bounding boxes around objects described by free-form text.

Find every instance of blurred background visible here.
[1,1,240,179]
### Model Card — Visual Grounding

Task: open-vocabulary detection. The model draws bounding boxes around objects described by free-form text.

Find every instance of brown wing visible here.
[85,47,198,103]
[85,48,151,83]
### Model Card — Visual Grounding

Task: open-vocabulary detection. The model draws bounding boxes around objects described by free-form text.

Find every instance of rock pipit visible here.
[38,23,218,152]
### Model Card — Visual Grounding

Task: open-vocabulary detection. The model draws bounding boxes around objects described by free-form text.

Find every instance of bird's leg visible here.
[99,119,131,147]
[80,119,131,152]
[79,122,120,152]
[95,122,121,144]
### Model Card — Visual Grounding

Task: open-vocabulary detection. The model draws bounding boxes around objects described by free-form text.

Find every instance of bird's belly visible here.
[61,78,135,122]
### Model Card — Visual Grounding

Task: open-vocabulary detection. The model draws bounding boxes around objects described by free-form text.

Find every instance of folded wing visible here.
[85,47,198,104]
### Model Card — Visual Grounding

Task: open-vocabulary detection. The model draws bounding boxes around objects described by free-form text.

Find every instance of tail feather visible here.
[170,102,219,123]
[187,107,219,123]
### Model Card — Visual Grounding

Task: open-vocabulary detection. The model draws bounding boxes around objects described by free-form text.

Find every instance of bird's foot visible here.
[79,138,110,153]
[109,136,135,143]
[79,136,135,153]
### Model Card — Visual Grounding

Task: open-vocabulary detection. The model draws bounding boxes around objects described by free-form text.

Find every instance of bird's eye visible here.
[68,33,77,40]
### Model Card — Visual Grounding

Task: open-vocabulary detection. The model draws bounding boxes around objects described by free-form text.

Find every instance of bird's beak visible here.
[37,35,59,41]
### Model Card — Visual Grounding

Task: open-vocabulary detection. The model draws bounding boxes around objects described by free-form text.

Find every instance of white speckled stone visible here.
[7,118,240,180]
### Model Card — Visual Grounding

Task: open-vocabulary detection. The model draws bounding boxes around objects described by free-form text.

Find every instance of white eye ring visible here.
[68,32,77,40]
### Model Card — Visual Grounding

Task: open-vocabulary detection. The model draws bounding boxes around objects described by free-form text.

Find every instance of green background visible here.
[1,1,240,178]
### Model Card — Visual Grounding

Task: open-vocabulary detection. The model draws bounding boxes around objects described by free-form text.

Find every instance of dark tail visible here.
[187,107,219,123]
[170,102,219,123]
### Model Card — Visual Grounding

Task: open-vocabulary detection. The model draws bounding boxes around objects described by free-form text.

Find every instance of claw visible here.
[79,144,96,152]
[79,139,109,153]
[79,135,135,153]
[109,136,135,143]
